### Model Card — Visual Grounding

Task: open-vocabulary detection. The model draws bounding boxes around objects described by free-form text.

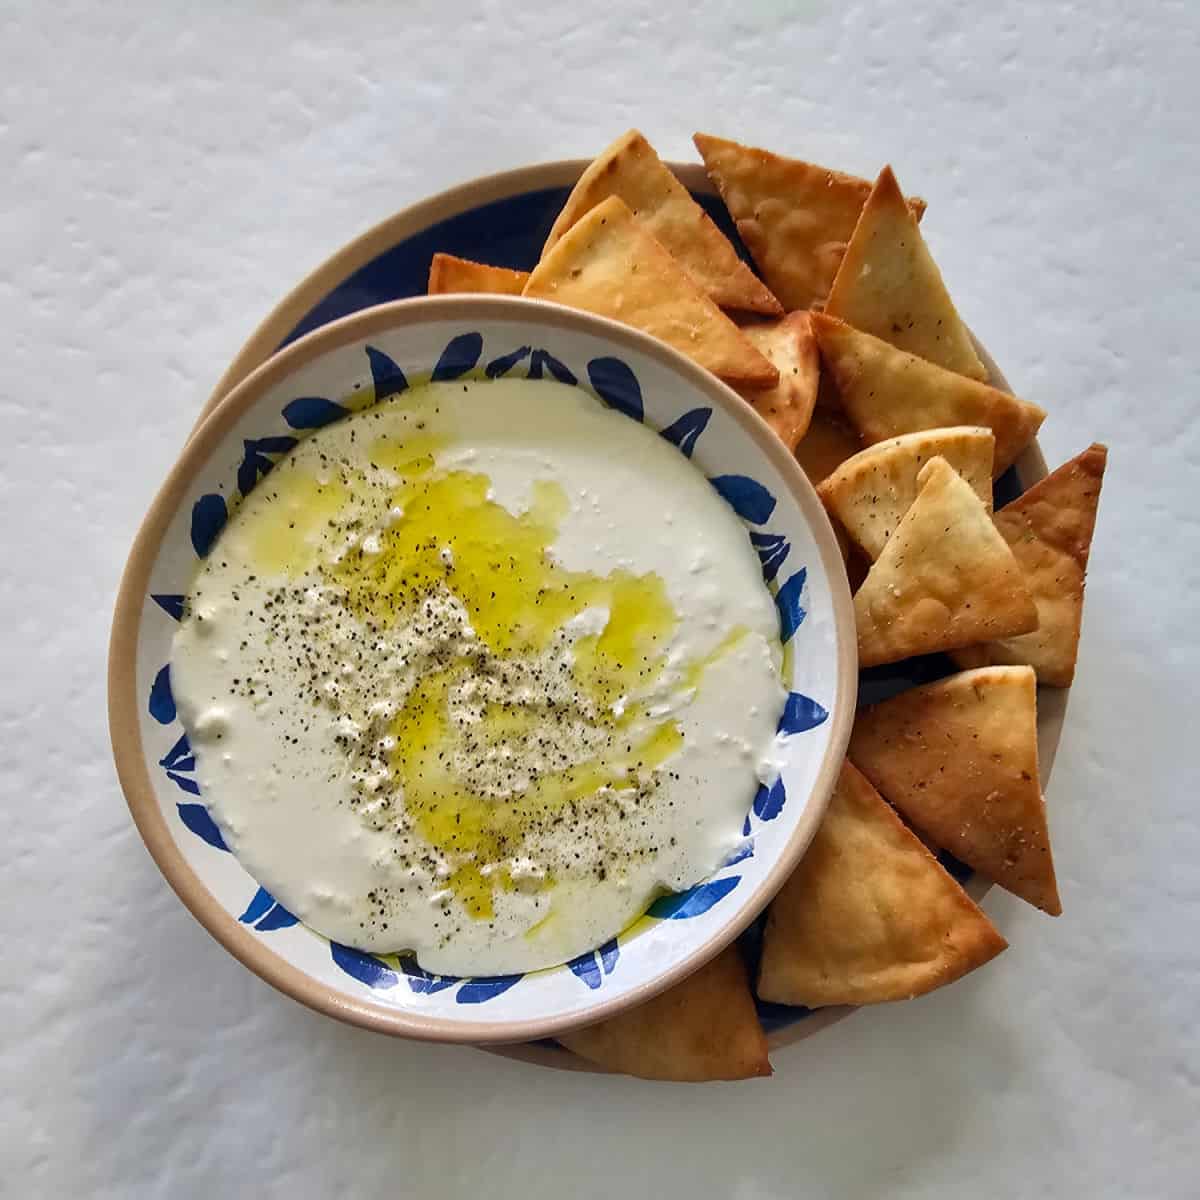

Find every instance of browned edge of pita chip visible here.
[825,166,987,380]
[850,666,1061,915]
[693,132,926,312]
[544,130,780,315]
[558,945,771,1082]
[733,311,819,450]
[817,427,995,560]
[853,456,1039,667]
[951,443,1108,686]
[427,253,529,296]
[523,195,778,386]
[758,760,1007,1006]
[811,313,1045,476]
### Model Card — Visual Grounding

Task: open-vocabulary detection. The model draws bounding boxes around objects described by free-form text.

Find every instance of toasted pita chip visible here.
[558,945,771,1082]
[734,312,819,449]
[693,133,926,311]
[951,444,1107,686]
[854,456,1038,667]
[523,196,778,387]
[794,406,863,487]
[812,314,1045,477]
[427,253,529,296]
[758,761,1006,1006]
[819,427,995,560]
[825,166,986,380]
[850,666,1061,914]
[545,131,780,315]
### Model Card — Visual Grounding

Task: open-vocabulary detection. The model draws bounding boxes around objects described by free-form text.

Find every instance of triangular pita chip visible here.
[812,313,1045,477]
[735,311,819,449]
[558,945,771,1082]
[427,253,528,296]
[523,196,778,387]
[544,130,780,314]
[758,761,1007,1006]
[794,406,863,487]
[952,444,1107,686]
[854,456,1038,667]
[849,666,1061,914]
[693,133,926,311]
[825,166,986,380]
[819,426,995,560]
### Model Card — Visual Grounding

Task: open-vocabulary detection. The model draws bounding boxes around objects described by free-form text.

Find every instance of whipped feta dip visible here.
[172,378,785,975]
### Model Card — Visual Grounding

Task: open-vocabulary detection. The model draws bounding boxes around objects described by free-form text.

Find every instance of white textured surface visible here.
[2,1,1198,1195]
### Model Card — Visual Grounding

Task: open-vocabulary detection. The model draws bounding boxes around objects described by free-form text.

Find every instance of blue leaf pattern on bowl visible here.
[659,407,712,458]
[752,777,786,822]
[749,531,789,584]
[331,942,399,990]
[282,396,348,430]
[432,332,483,380]
[566,950,603,989]
[528,349,577,384]
[365,344,408,400]
[646,875,740,919]
[587,356,643,421]
[456,974,523,1004]
[778,691,828,734]
[148,665,176,724]
[158,730,199,796]
[720,838,755,868]
[396,956,458,995]
[234,886,299,931]
[158,731,194,772]
[238,885,275,926]
[566,937,620,990]
[775,567,807,643]
[598,937,619,975]
[190,493,228,557]
[152,593,185,621]
[254,902,299,931]
[237,435,298,497]
[710,475,777,525]
[485,345,531,378]
[177,803,229,851]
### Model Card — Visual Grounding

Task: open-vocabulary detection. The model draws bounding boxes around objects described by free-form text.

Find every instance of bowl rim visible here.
[175,156,1066,1064]
[109,293,858,1045]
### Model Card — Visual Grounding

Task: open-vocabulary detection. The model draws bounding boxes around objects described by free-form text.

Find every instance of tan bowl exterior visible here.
[177,159,1064,1068]
[111,294,858,1046]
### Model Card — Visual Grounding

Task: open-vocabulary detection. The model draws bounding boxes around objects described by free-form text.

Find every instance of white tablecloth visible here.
[3,2,1197,1196]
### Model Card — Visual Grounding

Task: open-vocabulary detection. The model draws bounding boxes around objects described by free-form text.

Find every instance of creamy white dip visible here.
[172,378,785,975]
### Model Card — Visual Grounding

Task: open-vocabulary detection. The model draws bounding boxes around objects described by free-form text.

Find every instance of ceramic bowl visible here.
[109,295,856,1043]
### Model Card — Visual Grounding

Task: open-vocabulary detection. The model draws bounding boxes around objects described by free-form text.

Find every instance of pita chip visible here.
[825,166,986,380]
[849,666,1061,914]
[854,456,1038,667]
[693,132,926,311]
[758,761,1007,1006]
[819,427,995,560]
[812,313,1045,477]
[523,196,778,387]
[558,945,771,1082]
[735,312,820,449]
[952,444,1107,686]
[427,253,529,296]
[794,406,864,487]
[545,130,780,314]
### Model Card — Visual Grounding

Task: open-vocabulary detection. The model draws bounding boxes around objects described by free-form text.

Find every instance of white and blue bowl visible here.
[110,296,856,1043]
